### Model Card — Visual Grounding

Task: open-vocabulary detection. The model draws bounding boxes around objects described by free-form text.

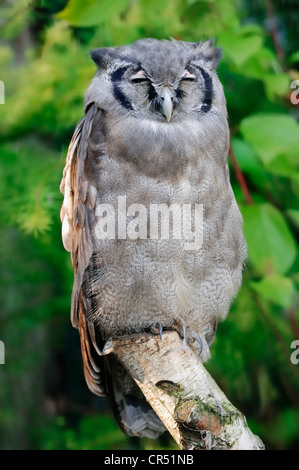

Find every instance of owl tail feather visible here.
[104,356,166,439]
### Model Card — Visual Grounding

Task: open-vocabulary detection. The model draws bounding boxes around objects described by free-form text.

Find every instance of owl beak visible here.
[160,88,174,122]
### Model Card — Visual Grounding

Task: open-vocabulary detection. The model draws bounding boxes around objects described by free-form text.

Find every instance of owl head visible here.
[84,38,226,124]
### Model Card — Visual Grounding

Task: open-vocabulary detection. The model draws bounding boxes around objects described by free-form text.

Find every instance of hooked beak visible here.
[160,88,174,122]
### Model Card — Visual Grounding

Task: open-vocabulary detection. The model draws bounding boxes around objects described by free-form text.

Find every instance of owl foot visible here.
[170,321,203,357]
[149,321,203,357]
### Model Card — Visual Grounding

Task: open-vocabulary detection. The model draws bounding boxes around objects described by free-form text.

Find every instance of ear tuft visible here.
[90,48,116,68]
[192,38,222,70]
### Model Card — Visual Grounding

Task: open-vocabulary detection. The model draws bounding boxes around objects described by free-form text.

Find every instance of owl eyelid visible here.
[130,71,150,83]
[131,77,150,83]
[181,71,197,81]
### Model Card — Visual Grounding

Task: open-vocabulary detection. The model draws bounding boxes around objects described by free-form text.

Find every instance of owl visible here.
[60,38,247,439]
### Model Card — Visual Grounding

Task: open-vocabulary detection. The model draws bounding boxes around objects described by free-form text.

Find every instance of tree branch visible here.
[103,331,265,450]
[265,0,285,64]
[229,144,253,205]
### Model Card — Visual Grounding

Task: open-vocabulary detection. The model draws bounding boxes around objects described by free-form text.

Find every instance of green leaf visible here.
[288,51,299,64]
[56,0,131,27]
[231,137,263,175]
[263,73,290,100]
[240,47,279,80]
[250,274,294,308]
[242,203,296,275]
[266,152,299,181]
[240,113,299,164]
[218,29,263,66]
[286,209,299,228]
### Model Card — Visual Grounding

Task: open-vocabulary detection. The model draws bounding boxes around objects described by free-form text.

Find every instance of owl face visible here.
[86,38,226,124]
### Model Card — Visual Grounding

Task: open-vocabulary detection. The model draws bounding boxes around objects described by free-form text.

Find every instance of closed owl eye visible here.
[131,70,150,83]
[181,70,196,81]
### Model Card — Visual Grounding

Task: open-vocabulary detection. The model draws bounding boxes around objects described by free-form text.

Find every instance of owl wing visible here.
[60,103,106,396]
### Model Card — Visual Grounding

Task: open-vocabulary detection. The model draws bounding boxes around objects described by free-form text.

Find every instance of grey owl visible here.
[60,38,247,438]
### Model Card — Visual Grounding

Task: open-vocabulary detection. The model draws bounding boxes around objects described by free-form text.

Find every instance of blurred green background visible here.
[0,0,298,450]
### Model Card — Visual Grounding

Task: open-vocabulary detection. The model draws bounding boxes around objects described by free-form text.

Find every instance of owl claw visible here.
[156,322,163,340]
[192,333,203,356]
[151,322,163,340]
[151,322,202,355]
[171,322,203,357]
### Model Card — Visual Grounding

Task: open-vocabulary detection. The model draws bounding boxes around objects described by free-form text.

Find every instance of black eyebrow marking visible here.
[192,64,213,113]
[111,65,134,110]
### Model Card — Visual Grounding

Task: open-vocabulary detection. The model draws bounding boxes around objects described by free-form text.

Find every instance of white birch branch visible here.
[103,331,264,450]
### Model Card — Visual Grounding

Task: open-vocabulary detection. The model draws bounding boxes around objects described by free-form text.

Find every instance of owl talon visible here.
[157,322,163,340]
[173,323,203,356]
[192,333,203,356]
[151,322,163,340]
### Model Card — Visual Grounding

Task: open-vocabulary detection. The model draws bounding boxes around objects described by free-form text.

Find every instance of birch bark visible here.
[104,331,264,450]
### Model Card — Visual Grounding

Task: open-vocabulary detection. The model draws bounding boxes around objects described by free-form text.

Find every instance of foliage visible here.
[0,0,298,450]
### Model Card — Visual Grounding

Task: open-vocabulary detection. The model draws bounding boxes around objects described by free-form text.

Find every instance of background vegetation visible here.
[0,0,298,450]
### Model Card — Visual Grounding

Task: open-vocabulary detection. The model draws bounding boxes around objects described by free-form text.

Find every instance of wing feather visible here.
[60,104,106,396]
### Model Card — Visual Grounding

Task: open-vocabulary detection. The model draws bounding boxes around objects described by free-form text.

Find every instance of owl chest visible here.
[89,117,229,240]
[104,118,214,182]
[94,150,209,209]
